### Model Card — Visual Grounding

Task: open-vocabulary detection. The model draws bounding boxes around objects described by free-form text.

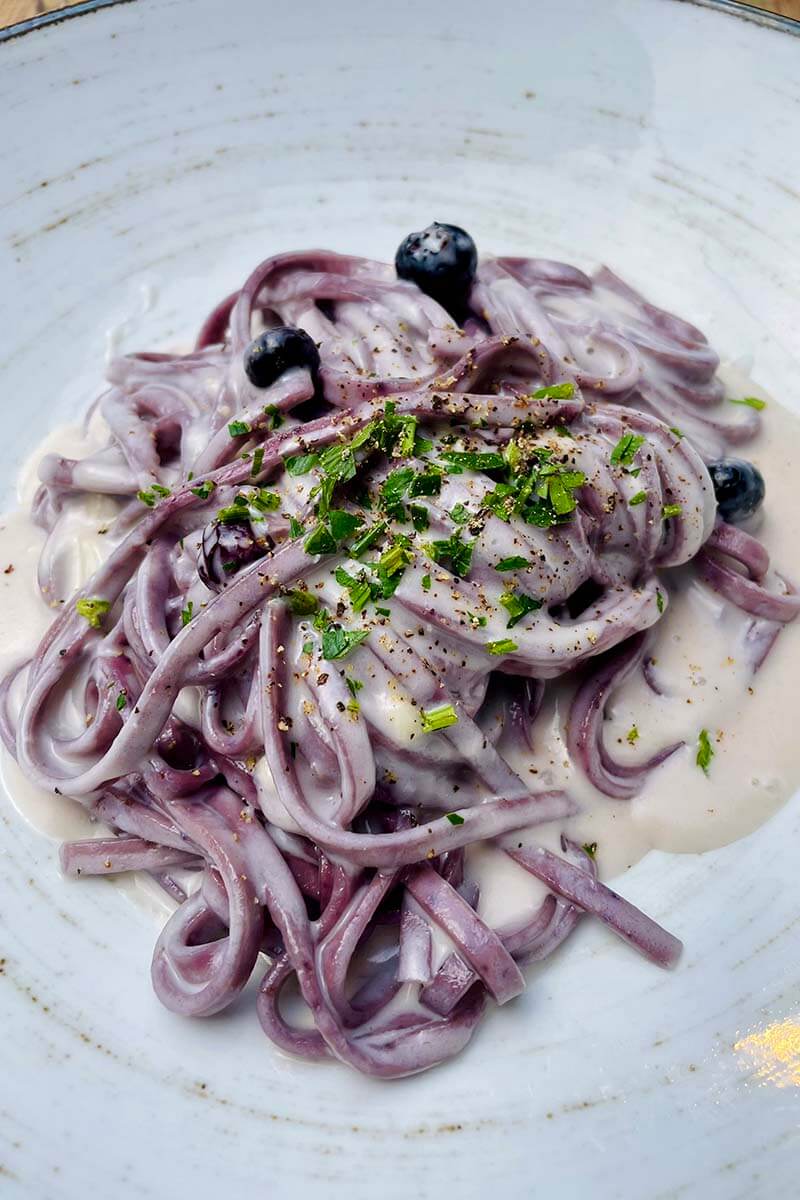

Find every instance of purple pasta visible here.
[2,239,796,1079]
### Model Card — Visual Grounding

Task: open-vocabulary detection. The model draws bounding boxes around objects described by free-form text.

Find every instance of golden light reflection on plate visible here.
[734,1018,800,1088]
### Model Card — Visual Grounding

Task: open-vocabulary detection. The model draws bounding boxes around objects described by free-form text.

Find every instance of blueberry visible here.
[244,326,320,389]
[708,457,765,523]
[198,518,272,589]
[395,222,478,312]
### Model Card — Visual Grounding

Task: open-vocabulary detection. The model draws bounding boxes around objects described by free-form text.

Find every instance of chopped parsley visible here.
[410,503,429,532]
[499,590,542,629]
[346,676,363,698]
[191,480,216,500]
[284,588,319,615]
[610,432,645,467]
[137,484,170,504]
[408,470,443,498]
[321,625,370,661]
[264,404,284,429]
[729,395,766,411]
[228,420,250,437]
[380,467,415,518]
[116,691,127,712]
[302,640,313,656]
[582,841,598,859]
[696,728,714,775]
[334,567,372,613]
[75,597,111,629]
[251,447,265,476]
[349,520,387,559]
[250,488,280,512]
[289,516,303,539]
[427,532,474,578]
[532,381,575,400]
[445,812,465,826]
[304,523,338,556]
[626,725,639,745]
[629,490,647,506]
[656,589,665,614]
[669,427,684,439]
[495,556,529,572]
[328,509,363,541]
[442,450,505,473]
[450,502,470,525]
[421,573,432,592]
[662,503,682,520]
[181,600,194,627]
[284,452,320,476]
[420,703,459,733]
[486,638,518,656]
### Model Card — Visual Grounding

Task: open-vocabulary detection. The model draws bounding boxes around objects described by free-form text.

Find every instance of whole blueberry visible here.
[707,457,765,523]
[395,222,478,312]
[244,326,320,389]
[198,518,271,589]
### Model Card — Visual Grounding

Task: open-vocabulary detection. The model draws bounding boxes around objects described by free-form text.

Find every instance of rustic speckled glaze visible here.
[1,1,799,1196]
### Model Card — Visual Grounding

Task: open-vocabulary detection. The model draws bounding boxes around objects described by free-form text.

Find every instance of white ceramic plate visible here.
[2,1,799,1196]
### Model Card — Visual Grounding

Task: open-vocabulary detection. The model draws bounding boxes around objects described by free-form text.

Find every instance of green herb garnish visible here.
[328,509,363,541]
[499,590,542,629]
[610,432,645,467]
[662,503,682,520]
[264,404,284,429]
[696,729,714,775]
[427,532,474,578]
[334,567,372,614]
[228,420,250,437]
[486,638,518,656]
[421,573,432,592]
[532,382,575,400]
[442,450,506,472]
[321,625,370,661]
[116,691,127,712]
[191,480,216,500]
[284,588,319,615]
[285,452,320,476]
[75,597,111,629]
[408,470,443,498]
[251,488,280,512]
[626,725,639,745]
[304,524,338,556]
[410,503,429,532]
[445,812,465,826]
[350,520,387,559]
[629,490,647,506]
[729,395,766,411]
[251,447,265,476]
[495,556,529,572]
[656,589,665,614]
[181,600,194,627]
[582,841,598,859]
[420,703,459,733]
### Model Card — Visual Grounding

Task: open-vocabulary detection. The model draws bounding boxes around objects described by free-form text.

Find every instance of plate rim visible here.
[1,0,799,46]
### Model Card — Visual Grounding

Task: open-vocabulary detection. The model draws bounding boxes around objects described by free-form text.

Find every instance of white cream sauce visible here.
[1,365,799,934]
